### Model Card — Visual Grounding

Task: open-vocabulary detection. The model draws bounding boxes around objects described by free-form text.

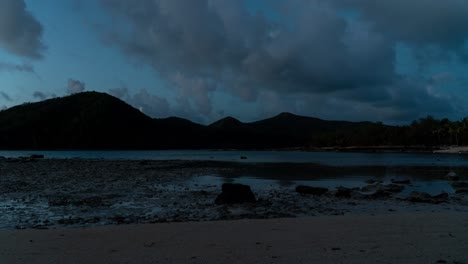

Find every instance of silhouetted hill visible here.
[0,92,464,149]
[0,92,154,149]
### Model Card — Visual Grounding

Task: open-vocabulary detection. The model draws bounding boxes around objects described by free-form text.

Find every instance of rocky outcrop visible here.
[446,171,459,181]
[407,192,448,204]
[296,185,328,196]
[215,183,256,204]
[335,187,353,198]
[391,179,411,185]
[451,182,468,194]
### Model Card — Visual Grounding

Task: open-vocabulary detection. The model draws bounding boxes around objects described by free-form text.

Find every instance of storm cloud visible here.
[97,0,466,122]
[66,79,86,94]
[0,0,45,59]
[109,87,170,117]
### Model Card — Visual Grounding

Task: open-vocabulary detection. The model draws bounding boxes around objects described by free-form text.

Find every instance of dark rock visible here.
[383,184,405,193]
[361,183,404,195]
[452,182,468,189]
[240,156,248,160]
[391,179,411,185]
[361,184,380,193]
[407,191,448,204]
[446,171,459,181]
[366,189,393,199]
[335,187,352,198]
[29,154,44,159]
[215,183,256,204]
[295,185,328,196]
[452,182,468,194]
[365,179,377,184]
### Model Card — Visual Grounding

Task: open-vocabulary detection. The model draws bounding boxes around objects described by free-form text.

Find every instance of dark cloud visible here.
[0,91,12,102]
[0,0,45,59]
[109,87,170,117]
[333,0,468,53]
[0,61,35,73]
[32,91,47,101]
[98,0,465,122]
[66,79,85,94]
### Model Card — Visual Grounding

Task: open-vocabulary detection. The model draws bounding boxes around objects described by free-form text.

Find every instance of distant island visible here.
[0,91,466,150]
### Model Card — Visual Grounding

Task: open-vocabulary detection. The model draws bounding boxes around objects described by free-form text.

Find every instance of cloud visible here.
[170,73,216,116]
[332,0,468,53]
[66,79,85,94]
[0,61,35,73]
[0,0,45,59]
[32,91,47,101]
[98,0,465,122]
[0,91,12,102]
[109,87,170,117]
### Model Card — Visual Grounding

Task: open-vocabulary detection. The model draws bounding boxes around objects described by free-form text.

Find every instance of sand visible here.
[1,213,468,264]
[434,146,468,154]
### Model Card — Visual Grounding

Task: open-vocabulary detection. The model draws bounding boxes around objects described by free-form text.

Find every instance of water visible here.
[1,150,468,167]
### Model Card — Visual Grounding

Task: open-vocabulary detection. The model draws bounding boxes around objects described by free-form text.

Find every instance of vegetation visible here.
[0,92,466,150]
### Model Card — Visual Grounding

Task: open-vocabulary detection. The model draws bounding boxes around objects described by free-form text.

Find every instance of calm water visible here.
[1,150,468,167]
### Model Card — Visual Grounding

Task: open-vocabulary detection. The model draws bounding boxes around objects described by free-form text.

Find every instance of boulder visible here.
[391,179,411,185]
[407,191,448,204]
[29,154,44,159]
[383,184,405,193]
[446,171,459,181]
[452,182,468,194]
[361,183,404,194]
[215,183,256,204]
[296,185,328,196]
[335,187,352,198]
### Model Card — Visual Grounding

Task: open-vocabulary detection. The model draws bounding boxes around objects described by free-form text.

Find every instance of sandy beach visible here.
[1,213,467,264]
[434,146,468,154]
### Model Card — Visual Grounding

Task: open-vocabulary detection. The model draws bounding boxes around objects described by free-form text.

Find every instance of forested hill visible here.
[0,91,466,150]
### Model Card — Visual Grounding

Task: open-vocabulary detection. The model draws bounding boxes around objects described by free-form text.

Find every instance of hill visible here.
[0,92,465,149]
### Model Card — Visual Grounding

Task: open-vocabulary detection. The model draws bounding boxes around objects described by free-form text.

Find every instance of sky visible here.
[1,0,468,124]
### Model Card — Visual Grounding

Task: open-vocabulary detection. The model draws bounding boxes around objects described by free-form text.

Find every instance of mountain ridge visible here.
[0,91,464,149]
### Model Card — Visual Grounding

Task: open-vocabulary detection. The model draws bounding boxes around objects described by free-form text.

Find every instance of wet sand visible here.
[1,213,467,264]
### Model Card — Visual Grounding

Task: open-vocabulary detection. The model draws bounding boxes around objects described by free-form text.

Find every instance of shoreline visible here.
[1,212,467,264]
[1,159,468,230]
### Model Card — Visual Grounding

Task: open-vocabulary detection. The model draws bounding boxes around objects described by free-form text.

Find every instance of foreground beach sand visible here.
[1,213,467,264]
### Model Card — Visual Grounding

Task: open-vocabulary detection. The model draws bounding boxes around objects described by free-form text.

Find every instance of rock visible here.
[452,182,468,194]
[29,154,44,159]
[365,179,377,184]
[456,189,468,194]
[295,185,328,196]
[382,184,405,193]
[407,191,448,204]
[215,183,256,204]
[240,156,248,160]
[391,179,411,185]
[451,182,468,189]
[446,171,459,181]
[361,183,404,194]
[335,186,352,198]
[361,184,380,193]
[366,189,393,199]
